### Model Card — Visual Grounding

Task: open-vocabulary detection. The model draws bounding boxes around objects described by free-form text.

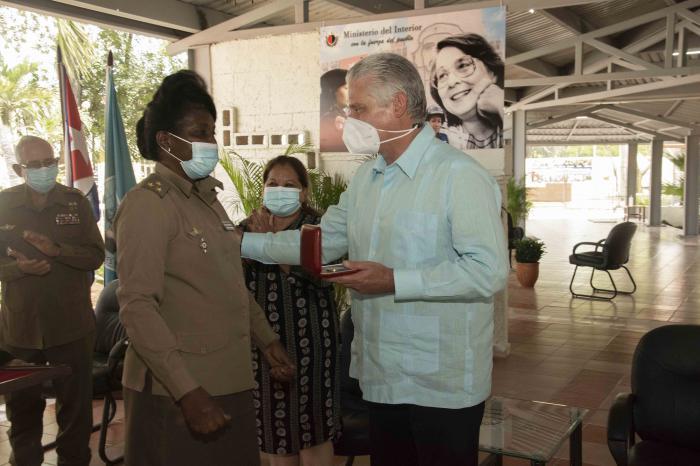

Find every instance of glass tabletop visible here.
[479,396,588,462]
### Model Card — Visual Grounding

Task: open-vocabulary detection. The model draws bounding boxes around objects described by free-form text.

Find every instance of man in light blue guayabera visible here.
[242,52,508,466]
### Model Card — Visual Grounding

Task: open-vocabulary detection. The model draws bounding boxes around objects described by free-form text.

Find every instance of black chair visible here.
[92,279,128,465]
[568,222,637,300]
[504,209,524,267]
[333,309,370,466]
[607,325,700,466]
[36,280,126,464]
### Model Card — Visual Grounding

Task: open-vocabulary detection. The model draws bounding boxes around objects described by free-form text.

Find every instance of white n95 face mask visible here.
[342,118,417,155]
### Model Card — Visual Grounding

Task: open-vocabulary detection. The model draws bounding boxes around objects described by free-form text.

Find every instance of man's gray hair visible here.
[347,53,426,125]
[14,135,53,163]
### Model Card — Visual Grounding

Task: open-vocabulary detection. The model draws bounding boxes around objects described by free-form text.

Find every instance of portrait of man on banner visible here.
[319,6,505,155]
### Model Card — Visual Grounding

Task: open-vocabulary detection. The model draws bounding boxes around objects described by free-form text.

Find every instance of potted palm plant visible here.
[514,237,545,288]
[506,177,532,228]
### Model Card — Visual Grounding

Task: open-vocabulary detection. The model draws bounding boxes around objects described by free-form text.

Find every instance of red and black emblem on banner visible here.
[325,34,338,47]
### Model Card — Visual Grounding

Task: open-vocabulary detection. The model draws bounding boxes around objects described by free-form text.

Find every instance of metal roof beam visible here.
[13,0,232,34]
[676,6,700,26]
[516,74,700,111]
[506,46,558,78]
[167,0,299,54]
[527,139,655,145]
[585,38,662,70]
[598,104,700,130]
[310,0,406,15]
[585,113,681,140]
[527,105,606,129]
[507,0,700,65]
[566,119,580,141]
[163,0,612,52]
[295,0,309,23]
[665,99,684,116]
[506,65,700,87]
[0,0,197,39]
[538,6,603,34]
[512,18,694,110]
[684,19,700,35]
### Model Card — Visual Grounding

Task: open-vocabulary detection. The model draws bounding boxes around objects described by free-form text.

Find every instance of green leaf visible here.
[514,237,545,263]
[506,177,532,226]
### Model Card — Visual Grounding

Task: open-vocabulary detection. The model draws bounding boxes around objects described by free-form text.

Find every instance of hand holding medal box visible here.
[300,224,357,278]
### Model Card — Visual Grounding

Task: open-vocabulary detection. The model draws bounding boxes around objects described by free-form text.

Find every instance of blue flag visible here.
[104,52,136,284]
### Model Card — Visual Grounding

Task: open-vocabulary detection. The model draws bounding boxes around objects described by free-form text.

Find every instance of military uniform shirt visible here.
[0,183,105,349]
[114,163,278,401]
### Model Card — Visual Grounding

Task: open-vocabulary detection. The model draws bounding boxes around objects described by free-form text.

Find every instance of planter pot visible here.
[516,262,539,288]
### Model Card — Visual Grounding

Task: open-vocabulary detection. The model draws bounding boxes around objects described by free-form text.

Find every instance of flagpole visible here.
[57,46,73,188]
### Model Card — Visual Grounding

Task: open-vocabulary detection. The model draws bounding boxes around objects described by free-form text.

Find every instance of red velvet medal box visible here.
[300,224,356,278]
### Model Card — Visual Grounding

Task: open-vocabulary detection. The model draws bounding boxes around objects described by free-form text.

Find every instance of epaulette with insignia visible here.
[0,185,24,195]
[139,174,170,198]
[0,185,26,209]
[58,186,85,201]
[64,186,84,196]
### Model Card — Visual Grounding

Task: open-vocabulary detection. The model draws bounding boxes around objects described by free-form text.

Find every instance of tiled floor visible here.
[1,218,698,466]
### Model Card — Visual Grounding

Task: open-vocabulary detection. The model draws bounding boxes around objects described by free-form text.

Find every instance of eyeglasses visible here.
[19,158,60,169]
[432,57,476,89]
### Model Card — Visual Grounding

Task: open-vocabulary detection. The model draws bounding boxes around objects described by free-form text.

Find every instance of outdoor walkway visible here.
[1,217,698,466]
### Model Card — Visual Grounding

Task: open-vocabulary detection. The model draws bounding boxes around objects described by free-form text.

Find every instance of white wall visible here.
[211,32,320,161]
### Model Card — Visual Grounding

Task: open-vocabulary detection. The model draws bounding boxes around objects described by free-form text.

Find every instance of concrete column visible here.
[684,135,699,236]
[649,139,663,226]
[188,46,212,91]
[627,142,638,205]
[512,110,526,183]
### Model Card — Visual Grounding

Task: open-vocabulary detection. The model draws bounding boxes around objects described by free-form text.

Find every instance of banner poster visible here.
[319,7,505,157]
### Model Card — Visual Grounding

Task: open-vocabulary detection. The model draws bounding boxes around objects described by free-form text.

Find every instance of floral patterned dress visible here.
[242,211,342,455]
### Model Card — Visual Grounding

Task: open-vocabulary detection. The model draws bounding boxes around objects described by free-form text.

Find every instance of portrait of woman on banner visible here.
[430,33,504,151]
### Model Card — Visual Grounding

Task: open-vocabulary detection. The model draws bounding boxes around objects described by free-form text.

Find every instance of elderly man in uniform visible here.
[0,135,104,466]
[242,53,508,466]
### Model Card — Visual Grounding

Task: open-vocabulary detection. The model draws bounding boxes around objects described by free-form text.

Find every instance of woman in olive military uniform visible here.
[114,71,294,466]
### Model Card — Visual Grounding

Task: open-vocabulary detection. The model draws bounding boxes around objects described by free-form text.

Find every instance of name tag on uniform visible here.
[221,220,236,231]
[56,213,80,225]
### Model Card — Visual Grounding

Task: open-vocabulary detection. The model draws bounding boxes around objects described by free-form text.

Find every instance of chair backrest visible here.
[632,324,700,451]
[604,222,637,267]
[94,279,126,356]
[339,309,365,409]
[503,209,524,244]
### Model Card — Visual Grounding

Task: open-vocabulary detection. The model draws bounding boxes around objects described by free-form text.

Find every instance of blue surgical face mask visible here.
[161,132,219,180]
[25,165,59,194]
[263,186,302,217]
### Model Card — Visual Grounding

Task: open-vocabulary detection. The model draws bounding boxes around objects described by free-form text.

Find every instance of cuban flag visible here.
[58,48,100,221]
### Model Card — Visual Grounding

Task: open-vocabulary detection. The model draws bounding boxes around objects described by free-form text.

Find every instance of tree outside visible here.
[0,5,186,188]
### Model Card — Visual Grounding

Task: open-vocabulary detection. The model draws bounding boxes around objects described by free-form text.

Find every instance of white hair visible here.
[347,53,427,124]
